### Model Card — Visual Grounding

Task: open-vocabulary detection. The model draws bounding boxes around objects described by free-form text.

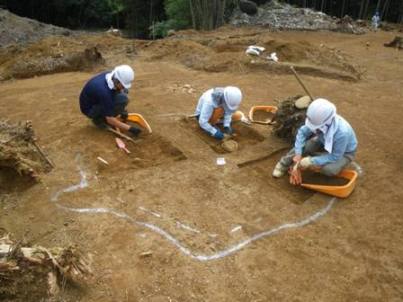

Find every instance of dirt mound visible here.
[142,31,360,80]
[0,36,104,80]
[0,232,91,301]
[0,9,72,47]
[0,120,52,186]
[230,0,366,34]
[272,95,307,143]
[384,36,403,50]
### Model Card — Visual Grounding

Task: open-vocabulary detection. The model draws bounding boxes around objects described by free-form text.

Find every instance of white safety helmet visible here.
[223,86,242,111]
[305,98,336,131]
[113,65,135,89]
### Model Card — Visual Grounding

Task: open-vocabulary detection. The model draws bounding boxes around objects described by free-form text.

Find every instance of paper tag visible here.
[216,157,226,165]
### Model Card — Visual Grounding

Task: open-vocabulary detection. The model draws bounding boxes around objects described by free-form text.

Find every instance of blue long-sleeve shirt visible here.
[194,88,234,136]
[294,115,358,166]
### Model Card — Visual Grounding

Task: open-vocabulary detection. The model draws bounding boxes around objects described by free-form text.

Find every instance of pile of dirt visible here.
[0,232,91,301]
[0,9,72,47]
[0,36,104,80]
[144,31,361,80]
[384,36,403,50]
[272,95,308,143]
[0,120,51,182]
[230,0,366,34]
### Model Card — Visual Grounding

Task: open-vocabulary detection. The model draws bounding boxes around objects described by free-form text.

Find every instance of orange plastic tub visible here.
[127,113,152,134]
[248,105,278,124]
[209,108,245,124]
[301,169,358,198]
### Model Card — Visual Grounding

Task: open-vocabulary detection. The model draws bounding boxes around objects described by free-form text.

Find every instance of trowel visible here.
[115,137,131,154]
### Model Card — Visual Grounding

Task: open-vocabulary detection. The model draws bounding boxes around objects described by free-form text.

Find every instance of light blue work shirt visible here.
[294,115,358,166]
[194,88,234,136]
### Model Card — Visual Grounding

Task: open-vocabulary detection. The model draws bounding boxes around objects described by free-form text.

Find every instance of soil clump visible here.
[384,36,403,49]
[0,9,72,48]
[0,120,51,184]
[272,95,307,143]
[301,170,350,186]
[230,0,366,34]
[0,36,104,80]
[0,232,91,302]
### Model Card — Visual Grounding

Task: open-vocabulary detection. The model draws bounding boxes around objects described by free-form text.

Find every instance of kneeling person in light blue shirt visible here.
[272,98,358,183]
[194,86,243,140]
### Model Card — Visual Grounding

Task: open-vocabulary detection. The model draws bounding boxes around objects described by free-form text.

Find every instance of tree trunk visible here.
[381,0,390,20]
[341,0,347,17]
[358,0,366,19]
[189,0,226,31]
[363,0,370,19]
[375,0,382,12]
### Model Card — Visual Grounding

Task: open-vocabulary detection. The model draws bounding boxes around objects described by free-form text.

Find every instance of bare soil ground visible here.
[0,27,402,301]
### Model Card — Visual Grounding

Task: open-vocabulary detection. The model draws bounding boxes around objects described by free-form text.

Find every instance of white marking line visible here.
[230,225,242,233]
[138,206,162,218]
[51,166,337,262]
[176,222,201,234]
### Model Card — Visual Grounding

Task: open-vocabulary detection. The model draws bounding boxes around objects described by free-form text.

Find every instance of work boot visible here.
[272,162,288,178]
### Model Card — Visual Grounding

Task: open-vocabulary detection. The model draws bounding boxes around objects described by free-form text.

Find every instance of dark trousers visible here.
[279,137,354,176]
[87,92,128,128]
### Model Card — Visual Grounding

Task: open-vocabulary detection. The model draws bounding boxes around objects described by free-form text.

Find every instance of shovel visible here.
[115,137,131,154]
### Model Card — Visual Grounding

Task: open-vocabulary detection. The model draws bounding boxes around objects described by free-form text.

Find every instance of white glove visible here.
[299,157,313,169]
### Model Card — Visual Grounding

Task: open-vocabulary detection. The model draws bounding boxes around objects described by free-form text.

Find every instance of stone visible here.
[240,0,258,15]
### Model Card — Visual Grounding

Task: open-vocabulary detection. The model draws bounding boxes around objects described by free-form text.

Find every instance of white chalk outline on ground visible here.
[51,165,338,262]
[176,221,201,234]
[230,225,242,233]
[138,206,162,218]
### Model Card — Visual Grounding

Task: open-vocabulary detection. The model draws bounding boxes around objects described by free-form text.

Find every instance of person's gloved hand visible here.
[128,126,142,137]
[120,111,128,121]
[213,130,224,140]
[223,126,233,135]
[289,164,302,185]
[299,157,313,169]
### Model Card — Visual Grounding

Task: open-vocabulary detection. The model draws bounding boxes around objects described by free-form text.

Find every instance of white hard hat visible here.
[223,86,242,111]
[305,98,336,131]
[113,65,134,89]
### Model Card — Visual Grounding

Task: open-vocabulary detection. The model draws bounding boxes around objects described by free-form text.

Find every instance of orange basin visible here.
[248,105,278,124]
[127,113,152,134]
[301,169,358,198]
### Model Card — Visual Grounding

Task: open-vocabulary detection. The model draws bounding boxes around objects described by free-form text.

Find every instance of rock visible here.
[221,139,239,152]
[240,0,258,15]
[231,0,365,34]
[139,251,153,258]
[295,95,311,109]
[167,29,176,36]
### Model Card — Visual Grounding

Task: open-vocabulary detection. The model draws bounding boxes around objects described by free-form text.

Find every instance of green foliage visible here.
[165,0,192,29]
[149,0,192,38]
[4,0,122,28]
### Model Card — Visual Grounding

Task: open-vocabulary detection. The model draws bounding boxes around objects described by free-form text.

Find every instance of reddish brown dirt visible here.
[301,170,350,186]
[0,28,403,301]
[251,110,275,123]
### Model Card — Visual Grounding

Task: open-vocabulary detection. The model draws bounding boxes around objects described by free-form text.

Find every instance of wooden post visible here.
[290,66,314,101]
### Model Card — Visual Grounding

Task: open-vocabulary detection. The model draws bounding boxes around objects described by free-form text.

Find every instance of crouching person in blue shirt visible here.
[79,65,141,137]
[194,86,243,140]
[272,98,358,184]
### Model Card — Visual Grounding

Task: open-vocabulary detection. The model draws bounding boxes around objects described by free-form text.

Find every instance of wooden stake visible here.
[32,140,55,169]
[237,147,289,168]
[106,127,139,144]
[290,66,314,101]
